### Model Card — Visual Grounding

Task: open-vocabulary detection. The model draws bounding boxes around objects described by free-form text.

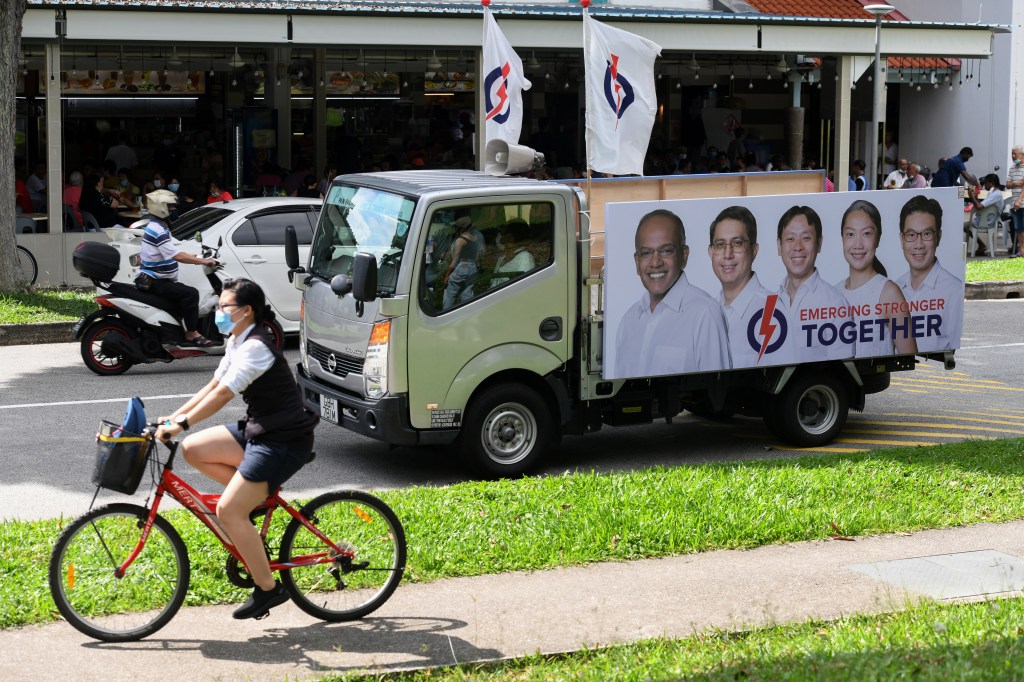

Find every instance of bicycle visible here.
[48,419,407,642]
[16,244,38,286]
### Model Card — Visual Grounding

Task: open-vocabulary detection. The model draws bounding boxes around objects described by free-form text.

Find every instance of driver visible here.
[137,189,219,347]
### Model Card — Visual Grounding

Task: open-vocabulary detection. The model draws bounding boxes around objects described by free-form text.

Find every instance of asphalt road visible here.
[2,298,1022,521]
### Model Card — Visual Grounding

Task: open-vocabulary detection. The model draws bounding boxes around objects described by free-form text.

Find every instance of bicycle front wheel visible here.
[279,491,406,621]
[49,503,190,642]
[16,245,38,287]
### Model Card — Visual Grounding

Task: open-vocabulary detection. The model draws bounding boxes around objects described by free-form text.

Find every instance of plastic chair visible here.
[969,204,1000,257]
[63,204,83,231]
[80,211,101,232]
[16,216,36,234]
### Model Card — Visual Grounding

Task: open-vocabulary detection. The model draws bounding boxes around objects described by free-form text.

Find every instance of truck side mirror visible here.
[351,252,378,302]
[285,225,304,283]
[330,274,352,297]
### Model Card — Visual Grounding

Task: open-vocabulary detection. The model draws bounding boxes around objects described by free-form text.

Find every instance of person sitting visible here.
[207,178,233,204]
[491,219,536,287]
[79,173,125,229]
[137,189,219,347]
[967,173,1005,257]
[295,174,320,199]
[63,171,85,226]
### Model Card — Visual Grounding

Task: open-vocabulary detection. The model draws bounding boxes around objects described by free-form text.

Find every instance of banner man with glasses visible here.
[895,195,964,352]
[708,206,774,368]
[615,208,730,377]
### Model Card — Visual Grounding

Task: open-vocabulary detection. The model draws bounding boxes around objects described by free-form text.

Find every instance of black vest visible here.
[238,327,318,449]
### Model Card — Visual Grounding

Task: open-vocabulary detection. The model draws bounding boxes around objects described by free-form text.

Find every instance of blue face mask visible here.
[214,310,236,335]
[168,183,180,193]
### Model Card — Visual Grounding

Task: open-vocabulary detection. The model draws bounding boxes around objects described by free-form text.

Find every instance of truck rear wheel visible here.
[459,384,552,478]
[768,370,849,447]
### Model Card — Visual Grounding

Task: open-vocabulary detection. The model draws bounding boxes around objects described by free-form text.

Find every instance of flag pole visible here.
[581,0,593,212]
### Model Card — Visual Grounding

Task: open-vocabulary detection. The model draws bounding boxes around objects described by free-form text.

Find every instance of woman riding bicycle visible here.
[155,278,318,619]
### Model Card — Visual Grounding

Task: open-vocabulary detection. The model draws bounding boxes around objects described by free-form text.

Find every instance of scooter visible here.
[72,235,285,376]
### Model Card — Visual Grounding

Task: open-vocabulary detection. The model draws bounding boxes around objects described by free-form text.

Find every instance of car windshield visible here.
[309,184,416,295]
[170,207,234,241]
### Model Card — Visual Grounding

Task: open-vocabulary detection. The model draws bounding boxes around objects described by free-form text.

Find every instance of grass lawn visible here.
[0,289,95,324]
[5,438,1024,630]
[965,257,1024,282]
[342,598,1024,681]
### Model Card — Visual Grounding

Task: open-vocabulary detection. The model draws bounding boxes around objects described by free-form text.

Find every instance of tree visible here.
[0,0,28,292]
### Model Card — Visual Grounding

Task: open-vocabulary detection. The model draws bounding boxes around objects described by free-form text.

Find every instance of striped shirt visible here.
[139,218,179,280]
[1008,162,1024,205]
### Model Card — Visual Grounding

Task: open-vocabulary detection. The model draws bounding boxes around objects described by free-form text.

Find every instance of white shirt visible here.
[614,272,731,378]
[717,273,772,368]
[883,169,907,189]
[894,260,964,352]
[774,270,855,363]
[213,324,276,394]
[838,273,893,358]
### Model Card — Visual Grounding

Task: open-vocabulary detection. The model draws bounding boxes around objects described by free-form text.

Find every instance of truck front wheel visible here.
[768,371,849,447]
[460,384,553,478]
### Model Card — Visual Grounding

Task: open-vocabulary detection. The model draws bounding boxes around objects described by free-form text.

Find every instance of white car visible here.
[105,197,322,333]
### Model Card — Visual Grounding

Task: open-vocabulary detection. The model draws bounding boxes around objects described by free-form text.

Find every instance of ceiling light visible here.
[427,50,443,71]
[227,49,246,69]
[167,47,183,66]
[526,52,541,71]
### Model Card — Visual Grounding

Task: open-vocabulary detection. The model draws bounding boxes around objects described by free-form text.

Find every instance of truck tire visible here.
[769,370,849,447]
[459,383,553,478]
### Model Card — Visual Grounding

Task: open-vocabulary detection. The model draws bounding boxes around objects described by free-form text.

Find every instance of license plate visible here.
[320,395,339,424]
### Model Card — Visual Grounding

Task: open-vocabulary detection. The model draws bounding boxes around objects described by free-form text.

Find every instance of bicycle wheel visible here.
[279,490,406,621]
[16,245,38,287]
[49,503,190,642]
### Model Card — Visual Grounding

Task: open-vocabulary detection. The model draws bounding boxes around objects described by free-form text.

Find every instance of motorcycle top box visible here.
[74,242,120,282]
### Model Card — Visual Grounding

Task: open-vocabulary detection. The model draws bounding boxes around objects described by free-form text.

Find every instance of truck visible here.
[283,166,961,477]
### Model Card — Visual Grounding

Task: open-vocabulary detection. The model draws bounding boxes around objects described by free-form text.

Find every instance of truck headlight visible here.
[364,320,390,400]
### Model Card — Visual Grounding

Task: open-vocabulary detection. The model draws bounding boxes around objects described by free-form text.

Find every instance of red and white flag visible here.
[482,4,532,147]
[583,8,661,175]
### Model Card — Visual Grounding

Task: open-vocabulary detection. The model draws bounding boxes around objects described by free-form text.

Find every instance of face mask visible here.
[214,309,236,335]
[154,180,163,188]
[168,183,180,193]
[211,191,221,198]
[120,179,129,187]
[1015,158,1022,166]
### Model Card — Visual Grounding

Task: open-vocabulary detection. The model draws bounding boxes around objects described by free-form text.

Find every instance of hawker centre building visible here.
[15,0,1011,232]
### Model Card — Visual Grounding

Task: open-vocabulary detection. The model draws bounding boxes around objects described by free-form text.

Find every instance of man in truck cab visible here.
[708,205,772,368]
[615,208,730,378]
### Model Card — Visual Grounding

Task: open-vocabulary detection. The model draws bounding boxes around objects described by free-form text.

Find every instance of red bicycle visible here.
[48,422,406,642]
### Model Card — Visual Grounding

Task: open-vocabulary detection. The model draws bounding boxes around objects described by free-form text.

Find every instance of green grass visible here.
[338,598,1024,681]
[0,289,96,324]
[965,257,1024,283]
[6,438,1024,630]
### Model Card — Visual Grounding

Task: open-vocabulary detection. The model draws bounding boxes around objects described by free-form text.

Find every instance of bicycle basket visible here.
[93,420,152,494]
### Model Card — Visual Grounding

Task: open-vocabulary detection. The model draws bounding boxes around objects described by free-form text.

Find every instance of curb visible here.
[0,282,1019,348]
[0,322,75,347]
[964,280,1024,300]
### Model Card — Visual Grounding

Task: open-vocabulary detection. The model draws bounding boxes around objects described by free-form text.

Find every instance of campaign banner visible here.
[603,188,964,380]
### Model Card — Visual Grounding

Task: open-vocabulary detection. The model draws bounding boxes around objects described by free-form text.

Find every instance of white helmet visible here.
[146,189,178,218]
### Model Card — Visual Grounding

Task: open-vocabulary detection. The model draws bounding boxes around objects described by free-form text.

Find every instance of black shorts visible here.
[226,423,313,492]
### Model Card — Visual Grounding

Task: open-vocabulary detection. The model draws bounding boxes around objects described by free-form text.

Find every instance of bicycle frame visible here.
[115,437,353,578]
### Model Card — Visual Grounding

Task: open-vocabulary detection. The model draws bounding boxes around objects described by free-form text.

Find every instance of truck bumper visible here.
[296,364,458,447]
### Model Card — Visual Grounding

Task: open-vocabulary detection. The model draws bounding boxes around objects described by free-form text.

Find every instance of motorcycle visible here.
[72,234,285,376]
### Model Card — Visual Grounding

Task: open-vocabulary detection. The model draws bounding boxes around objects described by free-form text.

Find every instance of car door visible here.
[229,208,316,324]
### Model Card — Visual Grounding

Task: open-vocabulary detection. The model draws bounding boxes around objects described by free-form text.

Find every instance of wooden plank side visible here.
[569,171,824,275]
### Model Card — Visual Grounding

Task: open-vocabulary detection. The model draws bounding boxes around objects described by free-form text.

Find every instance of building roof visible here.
[743,0,900,20]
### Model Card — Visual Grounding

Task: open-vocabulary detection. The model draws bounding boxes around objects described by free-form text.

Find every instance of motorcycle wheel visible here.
[261,317,286,350]
[81,319,137,376]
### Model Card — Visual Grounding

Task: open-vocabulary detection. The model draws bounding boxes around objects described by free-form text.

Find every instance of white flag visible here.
[482,5,532,148]
[583,10,661,176]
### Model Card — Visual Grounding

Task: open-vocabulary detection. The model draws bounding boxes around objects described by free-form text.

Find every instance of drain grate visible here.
[847,550,1024,600]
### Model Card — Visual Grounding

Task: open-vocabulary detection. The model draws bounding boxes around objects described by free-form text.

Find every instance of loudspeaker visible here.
[484,139,545,176]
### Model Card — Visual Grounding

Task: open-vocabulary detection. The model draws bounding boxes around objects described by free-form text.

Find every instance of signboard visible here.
[603,188,964,379]
[58,70,206,95]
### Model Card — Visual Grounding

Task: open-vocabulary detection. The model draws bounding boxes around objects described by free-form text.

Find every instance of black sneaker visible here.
[232,581,289,620]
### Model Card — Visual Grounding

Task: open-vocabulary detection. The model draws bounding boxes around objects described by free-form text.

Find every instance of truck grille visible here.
[307,340,364,378]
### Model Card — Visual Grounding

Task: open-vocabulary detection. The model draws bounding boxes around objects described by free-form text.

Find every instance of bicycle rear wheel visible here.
[49,503,190,642]
[16,245,38,287]
[279,490,406,621]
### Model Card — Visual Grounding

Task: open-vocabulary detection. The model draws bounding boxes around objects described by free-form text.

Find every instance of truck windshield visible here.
[309,184,416,295]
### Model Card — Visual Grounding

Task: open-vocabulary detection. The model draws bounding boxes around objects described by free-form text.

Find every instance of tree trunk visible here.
[0,0,28,292]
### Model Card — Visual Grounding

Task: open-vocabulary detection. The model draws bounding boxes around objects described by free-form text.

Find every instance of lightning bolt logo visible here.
[485,62,511,122]
[609,53,623,128]
[757,294,779,363]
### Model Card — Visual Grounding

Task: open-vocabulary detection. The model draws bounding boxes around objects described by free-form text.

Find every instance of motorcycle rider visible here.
[137,189,219,346]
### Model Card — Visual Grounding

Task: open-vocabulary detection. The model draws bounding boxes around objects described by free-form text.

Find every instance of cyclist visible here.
[155,278,319,619]
[137,189,219,347]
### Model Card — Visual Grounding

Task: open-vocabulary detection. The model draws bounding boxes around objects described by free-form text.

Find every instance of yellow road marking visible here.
[772,445,868,453]
[844,428,997,440]
[834,438,936,446]
[871,413,1024,428]
[891,378,1024,392]
[899,389,929,394]
[855,419,1024,435]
